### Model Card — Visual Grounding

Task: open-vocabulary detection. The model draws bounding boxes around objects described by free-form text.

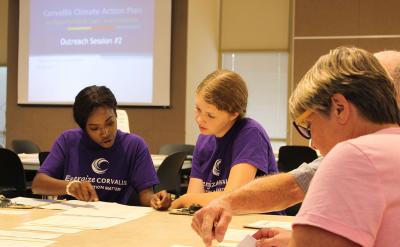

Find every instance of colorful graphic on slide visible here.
[27,0,155,104]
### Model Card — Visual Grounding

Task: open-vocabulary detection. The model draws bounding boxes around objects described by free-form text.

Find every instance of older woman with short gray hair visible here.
[287,46,400,247]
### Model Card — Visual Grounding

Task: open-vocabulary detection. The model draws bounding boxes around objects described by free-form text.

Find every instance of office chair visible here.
[39,151,50,166]
[277,145,318,173]
[11,139,41,154]
[0,148,27,198]
[154,152,187,196]
[158,144,195,194]
[277,145,318,216]
[158,144,195,157]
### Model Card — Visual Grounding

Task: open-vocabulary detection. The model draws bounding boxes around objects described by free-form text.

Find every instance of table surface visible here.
[0,208,293,247]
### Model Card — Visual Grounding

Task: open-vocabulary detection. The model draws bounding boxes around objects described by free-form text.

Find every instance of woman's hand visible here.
[253,227,292,247]
[170,194,191,209]
[66,180,99,202]
[191,197,233,247]
[150,190,172,210]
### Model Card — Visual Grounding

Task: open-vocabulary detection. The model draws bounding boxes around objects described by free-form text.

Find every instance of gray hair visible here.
[289,46,400,124]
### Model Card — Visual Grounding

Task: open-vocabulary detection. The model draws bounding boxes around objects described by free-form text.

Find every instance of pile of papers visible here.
[1,197,153,247]
[26,200,152,229]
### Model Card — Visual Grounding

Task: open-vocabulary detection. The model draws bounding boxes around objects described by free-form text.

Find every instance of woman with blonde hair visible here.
[151,70,277,209]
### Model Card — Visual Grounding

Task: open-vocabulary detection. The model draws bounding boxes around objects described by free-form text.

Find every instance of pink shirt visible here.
[293,128,400,247]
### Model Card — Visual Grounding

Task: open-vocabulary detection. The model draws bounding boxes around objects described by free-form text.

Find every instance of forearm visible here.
[185,191,225,207]
[138,187,154,206]
[171,191,225,209]
[31,173,69,196]
[224,173,305,214]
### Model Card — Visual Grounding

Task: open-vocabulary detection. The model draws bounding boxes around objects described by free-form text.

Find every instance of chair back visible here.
[277,145,318,172]
[39,152,50,166]
[277,145,318,216]
[116,109,131,133]
[0,148,27,198]
[158,144,194,157]
[154,152,187,196]
[11,139,41,154]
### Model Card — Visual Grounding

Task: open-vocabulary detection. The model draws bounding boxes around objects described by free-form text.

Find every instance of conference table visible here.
[0,206,294,247]
[18,153,191,171]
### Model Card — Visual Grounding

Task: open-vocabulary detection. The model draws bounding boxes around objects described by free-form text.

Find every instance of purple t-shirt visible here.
[38,129,159,204]
[190,118,277,192]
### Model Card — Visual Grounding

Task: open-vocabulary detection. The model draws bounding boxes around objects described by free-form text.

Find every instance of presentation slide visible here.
[18,0,171,106]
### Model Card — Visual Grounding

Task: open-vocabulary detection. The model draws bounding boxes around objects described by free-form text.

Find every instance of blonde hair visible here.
[197,70,248,118]
[289,46,399,124]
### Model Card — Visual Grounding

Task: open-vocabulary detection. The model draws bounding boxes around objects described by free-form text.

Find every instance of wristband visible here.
[66,180,81,196]
[166,190,177,201]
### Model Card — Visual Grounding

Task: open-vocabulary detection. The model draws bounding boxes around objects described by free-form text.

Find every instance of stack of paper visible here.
[3,199,154,246]
[25,201,152,230]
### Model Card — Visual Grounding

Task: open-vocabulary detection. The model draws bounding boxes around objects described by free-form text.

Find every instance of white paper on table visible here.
[10,197,57,207]
[0,237,55,247]
[25,202,152,230]
[15,225,82,234]
[223,229,257,242]
[0,210,29,215]
[0,230,62,240]
[58,201,152,219]
[39,200,97,210]
[236,235,256,247]
[243,220,292,230]
[25,214,135,230]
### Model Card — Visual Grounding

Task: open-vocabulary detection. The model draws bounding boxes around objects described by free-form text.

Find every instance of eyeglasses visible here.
[292,109,314,139]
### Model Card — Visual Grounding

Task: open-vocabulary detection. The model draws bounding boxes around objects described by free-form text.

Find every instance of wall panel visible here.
[295,0,359,37]
[0,0,8,64]
[221,0,289,50]
[359,0,400,35]
[290,0,400,146]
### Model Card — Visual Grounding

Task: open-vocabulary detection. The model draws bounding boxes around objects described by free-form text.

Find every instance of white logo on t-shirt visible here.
[91,158,110,175]
[212,159,222,176]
